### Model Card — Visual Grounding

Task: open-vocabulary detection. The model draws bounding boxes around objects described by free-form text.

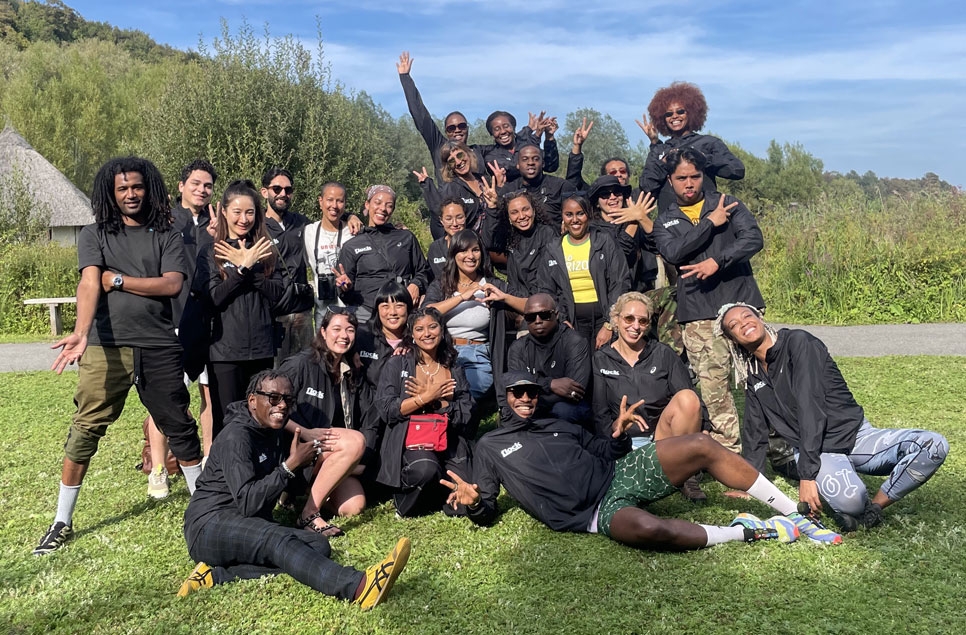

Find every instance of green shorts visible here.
[598,443,677,537]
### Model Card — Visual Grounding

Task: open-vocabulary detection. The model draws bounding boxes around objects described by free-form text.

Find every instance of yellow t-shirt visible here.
[680,201,704,225]
[562,235,598,304]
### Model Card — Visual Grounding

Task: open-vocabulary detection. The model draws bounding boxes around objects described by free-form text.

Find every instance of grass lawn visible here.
[1,358,964,634]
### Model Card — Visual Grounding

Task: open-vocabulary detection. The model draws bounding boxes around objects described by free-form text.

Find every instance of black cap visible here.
[502,370,542,393]
[587,175,631,202]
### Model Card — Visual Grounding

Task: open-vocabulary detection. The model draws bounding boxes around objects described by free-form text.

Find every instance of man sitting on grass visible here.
[442,371,843,549]
[716,302,949,532]
[179,370,409,610]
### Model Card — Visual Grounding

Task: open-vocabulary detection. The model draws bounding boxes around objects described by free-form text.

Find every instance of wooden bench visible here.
[23,297,77,336]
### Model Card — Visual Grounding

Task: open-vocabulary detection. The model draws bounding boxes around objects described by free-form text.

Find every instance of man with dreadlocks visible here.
[34,157,204,555]
[716,302,949,533]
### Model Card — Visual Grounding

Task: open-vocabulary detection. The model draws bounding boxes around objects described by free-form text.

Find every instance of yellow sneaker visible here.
[177,562,214,597]
[353,537,411,611]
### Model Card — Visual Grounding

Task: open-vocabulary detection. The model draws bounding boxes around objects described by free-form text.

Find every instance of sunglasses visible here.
[324,304,354,318]
[268,185,293,195]
[447,151,468,165]
[607,167,628,176]
[598,189,623,199]
[445,122,469,133]
[508,385,540,399]
[254,391,297,406]
[524,310,556,323]
[620,314,650,326]
[664,108,687,119]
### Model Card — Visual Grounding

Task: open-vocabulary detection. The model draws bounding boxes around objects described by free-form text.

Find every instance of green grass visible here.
[2,358,965,634]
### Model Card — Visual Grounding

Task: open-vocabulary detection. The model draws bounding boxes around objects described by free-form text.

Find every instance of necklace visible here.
[457,279,477,289]
[417,360,441,379]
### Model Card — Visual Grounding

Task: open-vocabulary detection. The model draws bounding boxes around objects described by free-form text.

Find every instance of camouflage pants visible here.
[682,319,740,453]
[645,286,683,356]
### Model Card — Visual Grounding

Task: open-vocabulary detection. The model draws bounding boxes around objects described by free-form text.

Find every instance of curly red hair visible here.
[647,82,708,137]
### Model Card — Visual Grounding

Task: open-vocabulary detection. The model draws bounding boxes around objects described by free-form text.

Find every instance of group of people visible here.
[32,62,949,613]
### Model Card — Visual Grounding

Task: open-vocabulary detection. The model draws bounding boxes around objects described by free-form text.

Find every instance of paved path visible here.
[2,323,965,373]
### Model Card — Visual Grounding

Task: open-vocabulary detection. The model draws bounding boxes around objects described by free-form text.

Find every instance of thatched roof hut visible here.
[0,125,93,245]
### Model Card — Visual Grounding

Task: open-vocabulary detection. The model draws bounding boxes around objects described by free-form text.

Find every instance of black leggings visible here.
[208,358,273,438]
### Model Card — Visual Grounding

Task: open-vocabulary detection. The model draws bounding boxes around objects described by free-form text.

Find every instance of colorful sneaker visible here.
[32,522,73,555]
[353,537,411,611]
[731,513,799,543]
[177,562,214,597]
[788,512,843,544]
[148,465,170,500]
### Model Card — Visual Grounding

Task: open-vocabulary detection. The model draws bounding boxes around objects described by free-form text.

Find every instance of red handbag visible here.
[405,413,449,452]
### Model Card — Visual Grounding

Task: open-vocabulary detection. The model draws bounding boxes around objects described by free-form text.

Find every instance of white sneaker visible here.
[148,465,170,499]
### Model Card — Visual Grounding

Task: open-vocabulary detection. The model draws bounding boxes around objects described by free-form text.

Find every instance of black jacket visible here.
[506,223,559,297]
[592,339,708,439]
[278,348,381,471]
[184,401,292,538]
[506,325,591,413]
[466,411,631,531]
[741,329,865,481]
[651,191,764,323]
[196,240,286,362]
[480,133,559,181]
[419,176,493,242]
[639,132,745,213]
[591,219,658,292]
[266,211,311,286]
[355,326,401,389]
[500,173,577,226]
[337,224,431,311]
[537,227,630,326]
[170,204,213,322]
[374,355,475,488]
[427,237,449,280]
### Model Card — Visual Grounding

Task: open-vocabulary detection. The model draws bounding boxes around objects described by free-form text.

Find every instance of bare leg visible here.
[198,383,213,458]
[325,476,366,517]
[145,415,170,470]
[62,457,89,487]
[608,506,709,550]
[654,433,759,489]
[653,389,702,441]
[300,429,365,528]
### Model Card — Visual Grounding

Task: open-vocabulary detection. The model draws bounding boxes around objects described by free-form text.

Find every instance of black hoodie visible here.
[467,410,631,531]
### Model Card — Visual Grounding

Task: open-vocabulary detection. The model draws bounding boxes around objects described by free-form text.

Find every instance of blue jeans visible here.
[455,343,493,400]
[794,420,948,517]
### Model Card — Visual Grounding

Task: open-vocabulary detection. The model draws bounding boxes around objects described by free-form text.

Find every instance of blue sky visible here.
[66,0,966,186]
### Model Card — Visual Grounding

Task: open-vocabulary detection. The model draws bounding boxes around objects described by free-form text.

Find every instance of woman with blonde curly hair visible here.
[637,81,745,212]
[592,291,709,500]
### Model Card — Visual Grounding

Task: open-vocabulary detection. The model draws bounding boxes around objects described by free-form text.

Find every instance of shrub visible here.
[0,242,79,334]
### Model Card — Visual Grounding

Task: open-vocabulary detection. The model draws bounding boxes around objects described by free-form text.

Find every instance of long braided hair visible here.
[90,157,172,235]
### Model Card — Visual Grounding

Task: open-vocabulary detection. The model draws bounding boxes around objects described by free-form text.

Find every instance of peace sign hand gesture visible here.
[611,395,648,438]
[635,113,660,144]
[572,117,594,152]
[440,469,481,510]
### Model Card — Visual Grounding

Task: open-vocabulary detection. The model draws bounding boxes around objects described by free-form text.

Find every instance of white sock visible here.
[180,463,203,495]
[746,473,797,515]
[700,524,746,546]
[55,482,81,525]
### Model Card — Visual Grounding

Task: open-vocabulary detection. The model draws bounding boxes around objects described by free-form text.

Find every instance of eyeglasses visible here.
[268,185,293,195]
[620,314,650,326]
[447,151,468,165]
[508,386,540,398]
[445,122,468,133]
[524,310,556,323]
[664,108,687,119]
[607,167,628,176]
[254,391,297,406]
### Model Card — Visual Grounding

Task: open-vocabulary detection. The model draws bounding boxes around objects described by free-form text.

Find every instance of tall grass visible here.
[756,191,966,324]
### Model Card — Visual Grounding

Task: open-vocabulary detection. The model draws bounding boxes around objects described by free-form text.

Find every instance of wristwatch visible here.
[236,265,249,276]
[112,274,124,290]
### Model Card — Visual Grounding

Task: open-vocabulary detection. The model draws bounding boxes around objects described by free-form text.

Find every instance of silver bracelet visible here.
[280,461,295,478]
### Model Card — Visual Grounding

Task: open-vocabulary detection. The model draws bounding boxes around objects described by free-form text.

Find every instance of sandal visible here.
[298,512,345,538]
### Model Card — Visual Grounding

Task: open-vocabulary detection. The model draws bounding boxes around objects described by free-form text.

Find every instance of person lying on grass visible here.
[179,370,409,610]
[441,370,844,548]
[716,302,949,532]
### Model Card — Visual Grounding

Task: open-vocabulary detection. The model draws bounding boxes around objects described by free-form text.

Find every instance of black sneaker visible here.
[33,522,73,555]
[862,501,884,528]
[828,508,860,533]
